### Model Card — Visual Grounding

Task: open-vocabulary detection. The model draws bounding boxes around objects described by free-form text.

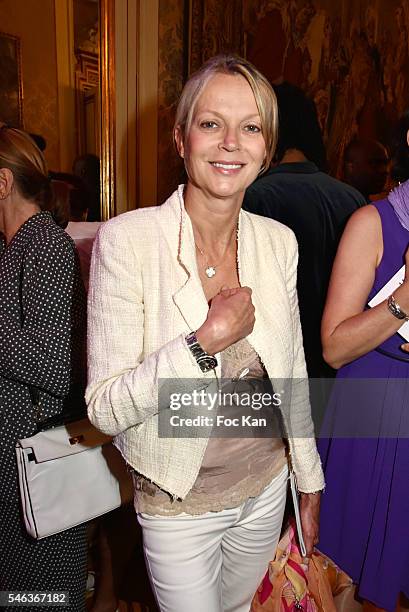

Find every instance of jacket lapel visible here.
[171,187,210,332]
[239,212,292,378]
[167,187,292,379]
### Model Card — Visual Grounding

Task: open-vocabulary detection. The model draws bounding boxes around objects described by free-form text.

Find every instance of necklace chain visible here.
[194,226,238,278]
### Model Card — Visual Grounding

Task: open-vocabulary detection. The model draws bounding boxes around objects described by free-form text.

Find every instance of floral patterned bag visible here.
[251,521,352,612]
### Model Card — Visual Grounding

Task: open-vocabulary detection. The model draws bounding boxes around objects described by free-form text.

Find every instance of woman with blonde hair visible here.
[0,124,87,609]
[86,55,324,612]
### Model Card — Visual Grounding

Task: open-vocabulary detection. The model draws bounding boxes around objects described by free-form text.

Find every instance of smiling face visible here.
[175,73,266,203]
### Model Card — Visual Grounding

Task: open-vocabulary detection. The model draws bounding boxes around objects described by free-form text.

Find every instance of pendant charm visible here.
[205,266,216,278]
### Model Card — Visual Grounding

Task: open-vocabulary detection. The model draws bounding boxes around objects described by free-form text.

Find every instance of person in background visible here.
[86,55,324,612]
[73,154,101,222]
[391,112,409,187]
[243,84,365,382]
[64,178,101,293]
[28,133,46,153]
[0,124,87,609]
[343,138,390,202]
[270,81,328,171]
[63,179,138,612]
[318,110,409,612]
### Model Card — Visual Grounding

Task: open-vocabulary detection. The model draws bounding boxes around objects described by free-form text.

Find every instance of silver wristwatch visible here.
[185,332,218,373]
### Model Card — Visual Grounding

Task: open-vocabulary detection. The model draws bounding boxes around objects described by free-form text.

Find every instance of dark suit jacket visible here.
[243,161,365,379]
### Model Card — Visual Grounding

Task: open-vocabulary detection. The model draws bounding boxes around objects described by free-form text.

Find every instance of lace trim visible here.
[134,338,283,516]
[135,454,287,516]
[221,338,265,379]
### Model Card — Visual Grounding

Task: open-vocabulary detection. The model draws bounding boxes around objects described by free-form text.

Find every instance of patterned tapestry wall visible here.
[157,0,409,199]
[244,0,409,178]
[157,0,185,203]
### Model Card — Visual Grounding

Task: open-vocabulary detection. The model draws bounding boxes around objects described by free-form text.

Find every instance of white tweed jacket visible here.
[86,186,325,498]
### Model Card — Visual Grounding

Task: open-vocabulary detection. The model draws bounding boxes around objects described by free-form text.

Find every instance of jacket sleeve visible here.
[85,220,215,436]
[282,229,325,493]
[0,231,81,397]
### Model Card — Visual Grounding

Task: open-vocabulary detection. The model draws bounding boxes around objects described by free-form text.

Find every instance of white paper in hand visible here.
[289,470,307,558]
[368,264,409,341]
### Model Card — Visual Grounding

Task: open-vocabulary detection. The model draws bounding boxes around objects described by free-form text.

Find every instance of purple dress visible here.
[318,199,409,612]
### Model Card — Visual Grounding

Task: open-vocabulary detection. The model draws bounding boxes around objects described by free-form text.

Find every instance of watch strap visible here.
[185,332,218,373]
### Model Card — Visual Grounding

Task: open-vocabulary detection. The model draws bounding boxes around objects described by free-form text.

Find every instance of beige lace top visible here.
[134,338,286,515]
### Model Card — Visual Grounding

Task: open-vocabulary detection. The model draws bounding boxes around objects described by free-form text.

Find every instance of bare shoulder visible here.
[335,204,383,270]
[344,203,382,235]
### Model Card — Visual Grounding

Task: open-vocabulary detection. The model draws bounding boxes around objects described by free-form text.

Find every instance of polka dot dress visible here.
[0,212,87,611]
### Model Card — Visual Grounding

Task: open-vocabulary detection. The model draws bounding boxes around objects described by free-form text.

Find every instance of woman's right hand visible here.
[196,286,255,355]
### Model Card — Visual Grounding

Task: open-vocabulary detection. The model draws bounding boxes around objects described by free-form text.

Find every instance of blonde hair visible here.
[0,124,69,227]
[174,54,278,172]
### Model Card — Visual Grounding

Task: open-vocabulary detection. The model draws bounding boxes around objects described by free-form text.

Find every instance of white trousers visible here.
[138,464,288,612]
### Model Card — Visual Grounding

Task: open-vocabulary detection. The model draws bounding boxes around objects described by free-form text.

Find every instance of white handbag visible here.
[16,417,134,539]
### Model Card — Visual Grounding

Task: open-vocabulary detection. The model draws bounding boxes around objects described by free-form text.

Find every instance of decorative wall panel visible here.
[157,0,409,191]
[157,0,185,203]
[244,0,409,177]
[157,0,245,200]
[0,0,60,169]
[188,0,244,73]
[0,32,23,128]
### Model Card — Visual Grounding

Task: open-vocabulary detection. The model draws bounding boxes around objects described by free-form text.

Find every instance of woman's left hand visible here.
[300,492,321,557]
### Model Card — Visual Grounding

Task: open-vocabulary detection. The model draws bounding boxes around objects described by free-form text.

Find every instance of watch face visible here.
[199,356,218,372]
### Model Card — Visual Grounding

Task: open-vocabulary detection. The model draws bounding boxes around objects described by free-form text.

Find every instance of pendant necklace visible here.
[194,226,238,279]
[194,243,218,278]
